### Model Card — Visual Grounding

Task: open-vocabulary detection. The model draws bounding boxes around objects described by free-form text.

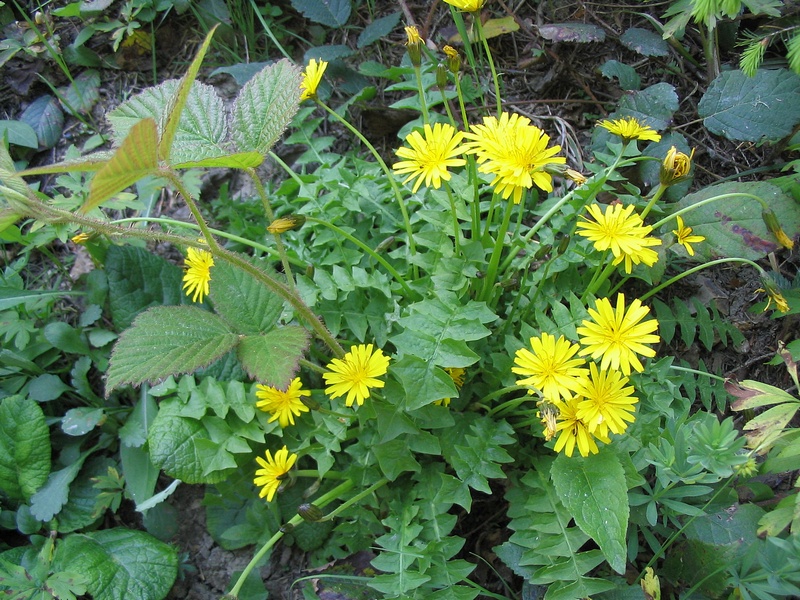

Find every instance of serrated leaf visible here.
[83,117,158,213]
[699,69,800,142]
[617,82,678,130]
[392,356,457,409]
[232,59,302,155]
[53,529,177,600]
[619,27,669,56]
[551,451,629,574]
[291,0,351,27]
[675,180,800,260]
[105,244,185,331]
[599,59,641,91]
[106,306,239,395]
[60,69,101,115]
[236,326,309,388]
[159,25,218,161]
[19,95,64,150]
[30,451,91,521]
[538,23,605,43]
[58,457,116,533]
[0,396,50,502]
[209,259,285,334]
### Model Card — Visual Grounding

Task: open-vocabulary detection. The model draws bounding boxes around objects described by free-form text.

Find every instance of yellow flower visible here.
[660,146,694,186]
[404,26,423,66]
[597,116,661,143]
[182,247,214,303]
[393,123,467,193]
[464,112,566,203]
[574,363,638,435]
[255,377,311,428]
[71,232,92,244]
[576,203,662,273]
[267,215,306,234]
[757,281,790,313]
[762,208,794,250]
[435,367,466,407]
[672,215,704,256]
[404,25,422,45]
[565,168,587,186]
[443,0,486,12]
[577,294,660,376]
[300,58,328,102]
[254,446,297,502]
[323,344,391,407]
[553,397,610,458]
[443,45,461,73]
[512,333,587,401]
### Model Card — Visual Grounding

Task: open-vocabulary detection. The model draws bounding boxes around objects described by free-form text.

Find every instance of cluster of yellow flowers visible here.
[512,294,660,457]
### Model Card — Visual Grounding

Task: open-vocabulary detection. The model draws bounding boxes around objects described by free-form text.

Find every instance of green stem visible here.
[108,217,305,267]
[444,183,462,253]
[582,255,617,300]
[226,478,355,599]
[413,64,430,125]
[480,196,515,302]
[669,365,727,383]
[291,470,349,479]
[320,477,388,521]
[639,183,667,220]
[164,171,221,253]
[651,193,769,230]
[483,385,531,415]
[304,217,416,298]
[315,99,417,261]
[439,86,458,127]
[473,17,502,117]
[640,257,765,303]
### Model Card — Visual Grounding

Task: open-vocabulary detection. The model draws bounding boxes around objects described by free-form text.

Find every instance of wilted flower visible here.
[762,208,794,250]
[443,45,461,73]
[268,214,306,234]
[404,26,423,67]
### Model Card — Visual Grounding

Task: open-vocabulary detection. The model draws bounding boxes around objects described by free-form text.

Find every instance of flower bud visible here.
[298,503,324,522]
[557,235,570,255]
[71,232,93,244]
[279,523,294,533]
[436,63,449,90]
[443,45,461,74]
[404,26,423,68]
[565,168,587,186]
[300,395,321,410]
[659,146,694,187]
[267,214,306,234]
[762,208,794,250]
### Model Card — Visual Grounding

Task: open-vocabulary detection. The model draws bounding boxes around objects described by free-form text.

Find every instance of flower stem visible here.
[320,477,388,521]
[226,478,355,599]
[640,183,667,220]
[480,196,515,302]
[485,386,534,416]
[639,257,765,303]
[444,183,462,253]
[473,17,502,117]
[413,64,430,125]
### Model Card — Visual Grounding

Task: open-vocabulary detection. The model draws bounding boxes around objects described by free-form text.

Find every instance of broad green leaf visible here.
[209,259,285,334]
[30,450,91,521]
[105,244,185,330]
[53,529,177,600]
[58,457,116,533]
[83,117,158,213]
[236,326,309,389]
[357,12,401,48]
[699,69,800,142]
[44,321,90,354]
[120,444,160,508]
[232,59,302,155]
[617,82,678,130]
[19,94,64,150]
[62,407,105,435]
[159,25,218,161]
[60,69,101,115]
[28,373,72,402]
[675,180,800,260]
[106,306,239,395]
[373,438,421,480]
[0,119,38,148]
[551,451,629,574]
[599,59,641,91]
[148,409,229,484]
[0,396,50,502]
[291,0,351,27]
[619,27,669,56]
[392,356,457,409]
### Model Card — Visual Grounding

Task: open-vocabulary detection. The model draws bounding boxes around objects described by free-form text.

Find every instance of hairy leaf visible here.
[236,326,309,388]
[209,259,285,334]
[291,0,351,27]
[232,59,302,155]
[0,396,50,502]
[106,306,239,395]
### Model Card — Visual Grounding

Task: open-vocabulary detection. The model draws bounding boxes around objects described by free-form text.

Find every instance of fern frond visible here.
[740,36,769,76]
[786,31,800,74]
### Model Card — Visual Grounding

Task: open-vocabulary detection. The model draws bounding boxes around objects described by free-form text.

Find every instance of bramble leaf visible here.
[236,326,309,389]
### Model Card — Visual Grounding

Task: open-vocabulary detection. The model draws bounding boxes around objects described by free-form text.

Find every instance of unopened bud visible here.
[279,523,294,533]
[557,235,570,255]
[533,244,552,260]
[762,208,794,250]
[298,503,324,522]
[300,395,321,410]
[443,45,461,74]
[659,146,694,187]
[565,168,587,186]
[436,63,448,90]
[268,214,306,234]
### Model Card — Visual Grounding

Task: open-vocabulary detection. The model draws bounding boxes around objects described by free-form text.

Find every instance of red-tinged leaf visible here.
[727,378,798,411]
[82,118,158,214]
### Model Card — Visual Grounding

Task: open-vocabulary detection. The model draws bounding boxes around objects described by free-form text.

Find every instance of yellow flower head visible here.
[323,344,391,407]
[598,116,661,143]
[553,396,610,458]
[576,203,662,273]
[660,146,694,186]
[300,58,328,102]
[435,367,466,407]
[574,363,638,436]
[182,247,214,303]
[255,377,311,428]
[254,446,297,502]
[672,215,705,256]
[464,112,566,203]
[443,0,486,12]
[393,122,467,193]
[577,294,660,376]
[404,25,423,46]
[512,332,587,401]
